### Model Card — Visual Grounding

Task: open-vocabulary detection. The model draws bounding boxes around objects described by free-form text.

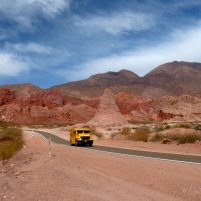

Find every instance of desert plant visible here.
[0,128,24,163]
[111,132,119,138]
[151,133,164,142]
[130,127,150,142]
[194,124,201,131]
[154,125,165,132]
[121,127,131,135]
[177,134,201,144]
[174,123,191,129]
[166,133,201,144]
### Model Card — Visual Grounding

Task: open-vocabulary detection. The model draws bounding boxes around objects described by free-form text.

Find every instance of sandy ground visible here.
[29,127,201,156]
[0,131,201,201]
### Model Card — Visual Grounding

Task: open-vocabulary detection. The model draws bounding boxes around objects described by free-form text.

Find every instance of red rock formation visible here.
[0,88,15,106]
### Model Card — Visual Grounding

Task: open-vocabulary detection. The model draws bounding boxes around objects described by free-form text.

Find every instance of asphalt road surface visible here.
[32,130,201,165]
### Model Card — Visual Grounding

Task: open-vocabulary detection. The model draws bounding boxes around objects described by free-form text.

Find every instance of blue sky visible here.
[1,0,201,88]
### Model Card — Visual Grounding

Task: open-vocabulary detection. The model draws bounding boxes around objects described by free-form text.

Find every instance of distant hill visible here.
[0,83,41,93]
[1,61,201,98]
[51,61,201,97]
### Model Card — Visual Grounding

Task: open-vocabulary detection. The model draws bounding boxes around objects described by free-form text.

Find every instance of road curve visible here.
[32,130,201,165]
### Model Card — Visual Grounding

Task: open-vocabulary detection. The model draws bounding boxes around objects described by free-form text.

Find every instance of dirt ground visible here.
[0,131,201,201]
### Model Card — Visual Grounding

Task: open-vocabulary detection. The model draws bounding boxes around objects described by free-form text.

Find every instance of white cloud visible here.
[0,0,71,28]
[5,42,54,55]
[61,24,201,80]
[74,12,154,35]
[0,52,30,76]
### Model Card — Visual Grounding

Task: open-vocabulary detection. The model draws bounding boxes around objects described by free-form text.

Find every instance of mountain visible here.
[0,83,41,93]
[144,61,201,96]
[52,61,201,97]
[1,61,201,99]
[51,69,141,97]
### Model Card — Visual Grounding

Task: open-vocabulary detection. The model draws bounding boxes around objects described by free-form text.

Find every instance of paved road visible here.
[32,130,201,165]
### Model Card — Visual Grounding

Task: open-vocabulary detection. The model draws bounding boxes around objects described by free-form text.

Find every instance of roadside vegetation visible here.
[0,127,24,163]
[151,133,201,144]
[120,126,150,142]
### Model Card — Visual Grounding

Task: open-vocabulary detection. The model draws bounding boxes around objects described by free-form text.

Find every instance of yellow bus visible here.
[70,128,93,146]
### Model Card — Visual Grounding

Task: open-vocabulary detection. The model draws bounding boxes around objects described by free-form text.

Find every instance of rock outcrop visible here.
[88,89,127,126]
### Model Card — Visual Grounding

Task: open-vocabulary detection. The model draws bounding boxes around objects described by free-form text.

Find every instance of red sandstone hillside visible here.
[52,61,201,98]
[0,88,99,124]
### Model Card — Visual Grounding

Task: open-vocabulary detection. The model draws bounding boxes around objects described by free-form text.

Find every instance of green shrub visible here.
[0,128,24,162]
[121,127,131,135]
[130,127,150,142]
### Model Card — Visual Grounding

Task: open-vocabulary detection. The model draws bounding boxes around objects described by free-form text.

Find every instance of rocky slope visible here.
[0,88,98,124]
[52,61,201,98]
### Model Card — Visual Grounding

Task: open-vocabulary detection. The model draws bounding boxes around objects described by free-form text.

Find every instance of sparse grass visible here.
[111,132,119,138]
[151,132,201,144]
[168,134,201,144]
[151,133,164,142]
[154,125,165,132]
[121,127,131,135]
[194,124,201,131]
[174,123,191,129]
[129,127,150,142]
[0,128,24,163]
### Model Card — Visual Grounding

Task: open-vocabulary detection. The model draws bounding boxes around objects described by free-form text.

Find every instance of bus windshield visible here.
[77,130,90,134]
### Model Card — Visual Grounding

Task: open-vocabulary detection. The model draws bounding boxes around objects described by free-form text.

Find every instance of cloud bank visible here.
[61,24,201,80]
[75,12,154,35]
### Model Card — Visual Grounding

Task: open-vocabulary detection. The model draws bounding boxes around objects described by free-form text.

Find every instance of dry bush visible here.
[151,132,201,144]
[129,127,150,142]
[151,133,164,142]
[194,124,201,131]
[154,124,171,132]
[174,123,191,129]
[121,127,131,135]
[168,134,201,144]
[0,128,24,163]
[111,132,120,138]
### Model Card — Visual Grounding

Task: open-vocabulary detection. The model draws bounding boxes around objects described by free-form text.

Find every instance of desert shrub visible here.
[154,125,165,132]
[174,123,191,129]
[0,128,24,163]
[194,124,201,131]
[121,127,131,135]
[129,127,150,142]
[166,133,201,144]
[164,125,171,129]
[111,132,119,138]
[151,133,164,142]
[177,134,201,144]
[106,127,112,131]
